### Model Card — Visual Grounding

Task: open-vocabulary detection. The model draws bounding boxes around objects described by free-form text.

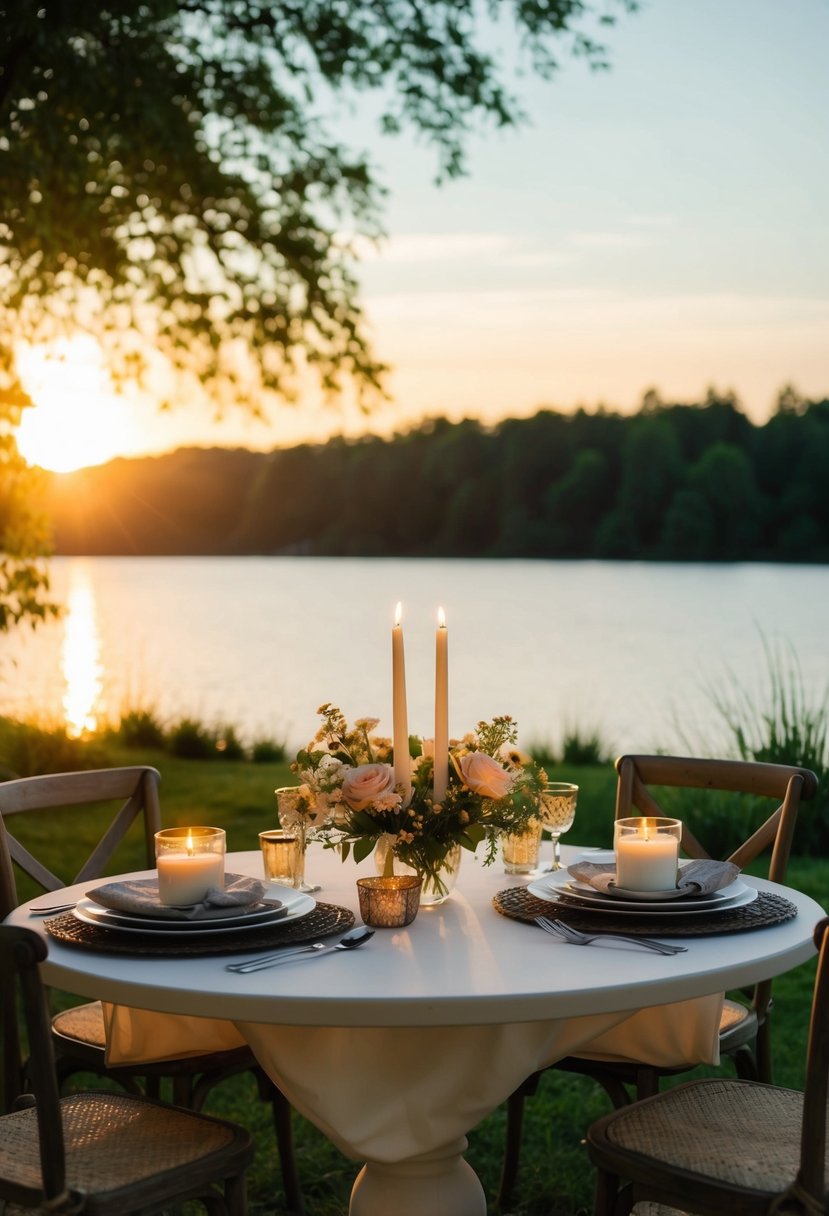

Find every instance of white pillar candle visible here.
[392,602,412,805]
[434,607,449,802]
[155,827,225,906]
[615,830,679,892]
[157,850,225,905]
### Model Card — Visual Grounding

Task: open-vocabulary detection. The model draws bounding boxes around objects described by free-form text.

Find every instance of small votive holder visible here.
[356,876,422,928]
[613,816,682,892]
[259,829,302,889]
[502,818,543,874]
[155,826,225,907]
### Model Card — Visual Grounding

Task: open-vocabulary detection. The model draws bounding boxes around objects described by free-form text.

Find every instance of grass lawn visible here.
[5,752,828,1216]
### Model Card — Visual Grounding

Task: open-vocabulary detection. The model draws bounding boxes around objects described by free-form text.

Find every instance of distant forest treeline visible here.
[45,389,829,561]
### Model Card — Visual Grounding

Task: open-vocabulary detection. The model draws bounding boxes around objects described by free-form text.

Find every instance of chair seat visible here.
[0,1091,252,1210]
[718,999,751,1035]
[52,1001,107,1049]
[591,1078,810,1199]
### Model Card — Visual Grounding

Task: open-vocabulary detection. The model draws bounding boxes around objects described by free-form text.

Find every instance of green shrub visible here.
[251,736,287,763]
[115,709,167,750]
[0,716,107,778]
[561,725,610,767]
[167,716,218,760]
[699,636,829,853]
[215,723,247,761]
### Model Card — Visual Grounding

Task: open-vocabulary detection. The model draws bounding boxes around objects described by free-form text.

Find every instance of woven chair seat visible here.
[1,1092,239,1194]
[601,1078,814,1194]
[718,999,751,1034]
[52,1002,107,1048]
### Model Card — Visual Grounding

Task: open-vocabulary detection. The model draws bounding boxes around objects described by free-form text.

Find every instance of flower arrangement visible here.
[293,703,546,891]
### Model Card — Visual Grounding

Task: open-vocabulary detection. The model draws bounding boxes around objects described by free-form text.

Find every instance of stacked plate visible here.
[73,885,316,937]
[527,868,757,917]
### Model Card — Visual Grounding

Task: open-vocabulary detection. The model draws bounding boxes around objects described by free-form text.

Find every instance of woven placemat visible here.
[493,887,797,937]
[43,901,355,957]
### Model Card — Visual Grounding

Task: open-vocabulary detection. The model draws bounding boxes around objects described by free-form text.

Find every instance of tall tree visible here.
[1,0,634,411]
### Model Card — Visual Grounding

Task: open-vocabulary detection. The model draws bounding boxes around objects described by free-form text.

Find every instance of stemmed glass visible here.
[537,782,579,872]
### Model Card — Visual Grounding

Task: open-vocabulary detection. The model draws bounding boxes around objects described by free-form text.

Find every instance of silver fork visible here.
[535,916,686,955]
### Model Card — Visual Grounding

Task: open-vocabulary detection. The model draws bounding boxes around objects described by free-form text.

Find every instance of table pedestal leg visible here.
[349,1137,485,1216]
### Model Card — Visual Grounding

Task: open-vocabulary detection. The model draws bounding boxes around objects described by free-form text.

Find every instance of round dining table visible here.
[7,843,825,1216]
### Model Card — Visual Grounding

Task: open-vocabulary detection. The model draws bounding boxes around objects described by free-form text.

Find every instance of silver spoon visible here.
[226,925,375,972]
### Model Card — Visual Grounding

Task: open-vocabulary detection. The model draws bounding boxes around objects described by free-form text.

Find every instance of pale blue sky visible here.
[17,0,829,467]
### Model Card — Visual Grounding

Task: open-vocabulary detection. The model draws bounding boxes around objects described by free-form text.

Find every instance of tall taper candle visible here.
[434,606,449,801]
[392,602,412,804]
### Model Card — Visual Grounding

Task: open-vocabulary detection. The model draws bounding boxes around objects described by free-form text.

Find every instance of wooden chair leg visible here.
[594,1170,635,1216]
[497,1071,542,1207]
[263,1075,304,1215]
[755,1019,773,1083]
[633,1067,660,1101]
[224,1171,249,1216]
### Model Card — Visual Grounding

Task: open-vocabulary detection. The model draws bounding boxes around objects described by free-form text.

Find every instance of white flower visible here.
[498,743,532,770]
[341,762,400,811]
[457,751,514,799]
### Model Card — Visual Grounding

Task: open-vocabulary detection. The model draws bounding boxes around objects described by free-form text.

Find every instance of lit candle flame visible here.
[394,601,402,627]
[438,606,446,629]
[186,831,194,855]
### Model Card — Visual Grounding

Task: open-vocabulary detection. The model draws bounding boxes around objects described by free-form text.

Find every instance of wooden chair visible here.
[586,916,829,1216]
[498,754,818,1207]
[0,766,304,1213]
[0,922,254,1216]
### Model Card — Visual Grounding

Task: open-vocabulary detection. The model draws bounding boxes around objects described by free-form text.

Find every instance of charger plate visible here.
[44,901,354,956]
[531,873,756,915]
[493,886,797,937]
[74,893,312,935]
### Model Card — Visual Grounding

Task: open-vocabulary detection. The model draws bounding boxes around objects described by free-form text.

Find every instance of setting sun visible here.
[15,337,135,473]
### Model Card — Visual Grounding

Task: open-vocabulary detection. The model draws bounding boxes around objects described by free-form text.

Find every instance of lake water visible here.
[1,557,827,758]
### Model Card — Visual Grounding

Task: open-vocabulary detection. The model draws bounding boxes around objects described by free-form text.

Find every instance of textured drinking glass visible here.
[154,826,225,906]
[538,783,578,872]
[259,829,302,888]
[502,818,544,874]
[274,786,314,892]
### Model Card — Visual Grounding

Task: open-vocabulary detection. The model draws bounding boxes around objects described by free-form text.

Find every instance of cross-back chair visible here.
[0,922,254,1216]
[498,754,818,1207]
[586,915,829,1216]
[0,766,304,1214]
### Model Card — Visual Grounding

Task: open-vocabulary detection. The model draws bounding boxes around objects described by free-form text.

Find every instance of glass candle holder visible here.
[154,826,225,906]
[259,829,301,888]
[614,816,682,891]
[356,876,422,928]
[502,818,543,874]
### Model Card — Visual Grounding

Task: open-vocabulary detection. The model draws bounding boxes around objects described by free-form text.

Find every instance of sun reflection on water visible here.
[62,565,103,736]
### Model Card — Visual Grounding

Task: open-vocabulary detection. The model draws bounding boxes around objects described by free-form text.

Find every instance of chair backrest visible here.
[0,925,67,1204]
[614,755,818,883]
[797,917,829,1209]
[0,766,161,917]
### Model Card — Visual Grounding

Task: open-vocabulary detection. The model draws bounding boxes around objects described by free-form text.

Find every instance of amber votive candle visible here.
[356,875,422,928]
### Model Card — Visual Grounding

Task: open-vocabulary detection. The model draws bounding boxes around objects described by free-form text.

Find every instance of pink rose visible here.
[342,762,399,811]
[457,751,514,799]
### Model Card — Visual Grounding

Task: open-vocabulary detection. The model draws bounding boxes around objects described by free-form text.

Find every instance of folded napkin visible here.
[87,873,269,920]
[567,858,740,898]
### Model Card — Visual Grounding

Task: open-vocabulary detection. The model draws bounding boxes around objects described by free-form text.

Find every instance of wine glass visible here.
[537,782,578,872]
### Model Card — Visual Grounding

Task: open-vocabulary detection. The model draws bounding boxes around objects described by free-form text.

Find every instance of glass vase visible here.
[373,838,462,905]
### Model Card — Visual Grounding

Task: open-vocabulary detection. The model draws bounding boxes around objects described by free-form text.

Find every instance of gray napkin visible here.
[567,858,740,898]
[87,872,269,920]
